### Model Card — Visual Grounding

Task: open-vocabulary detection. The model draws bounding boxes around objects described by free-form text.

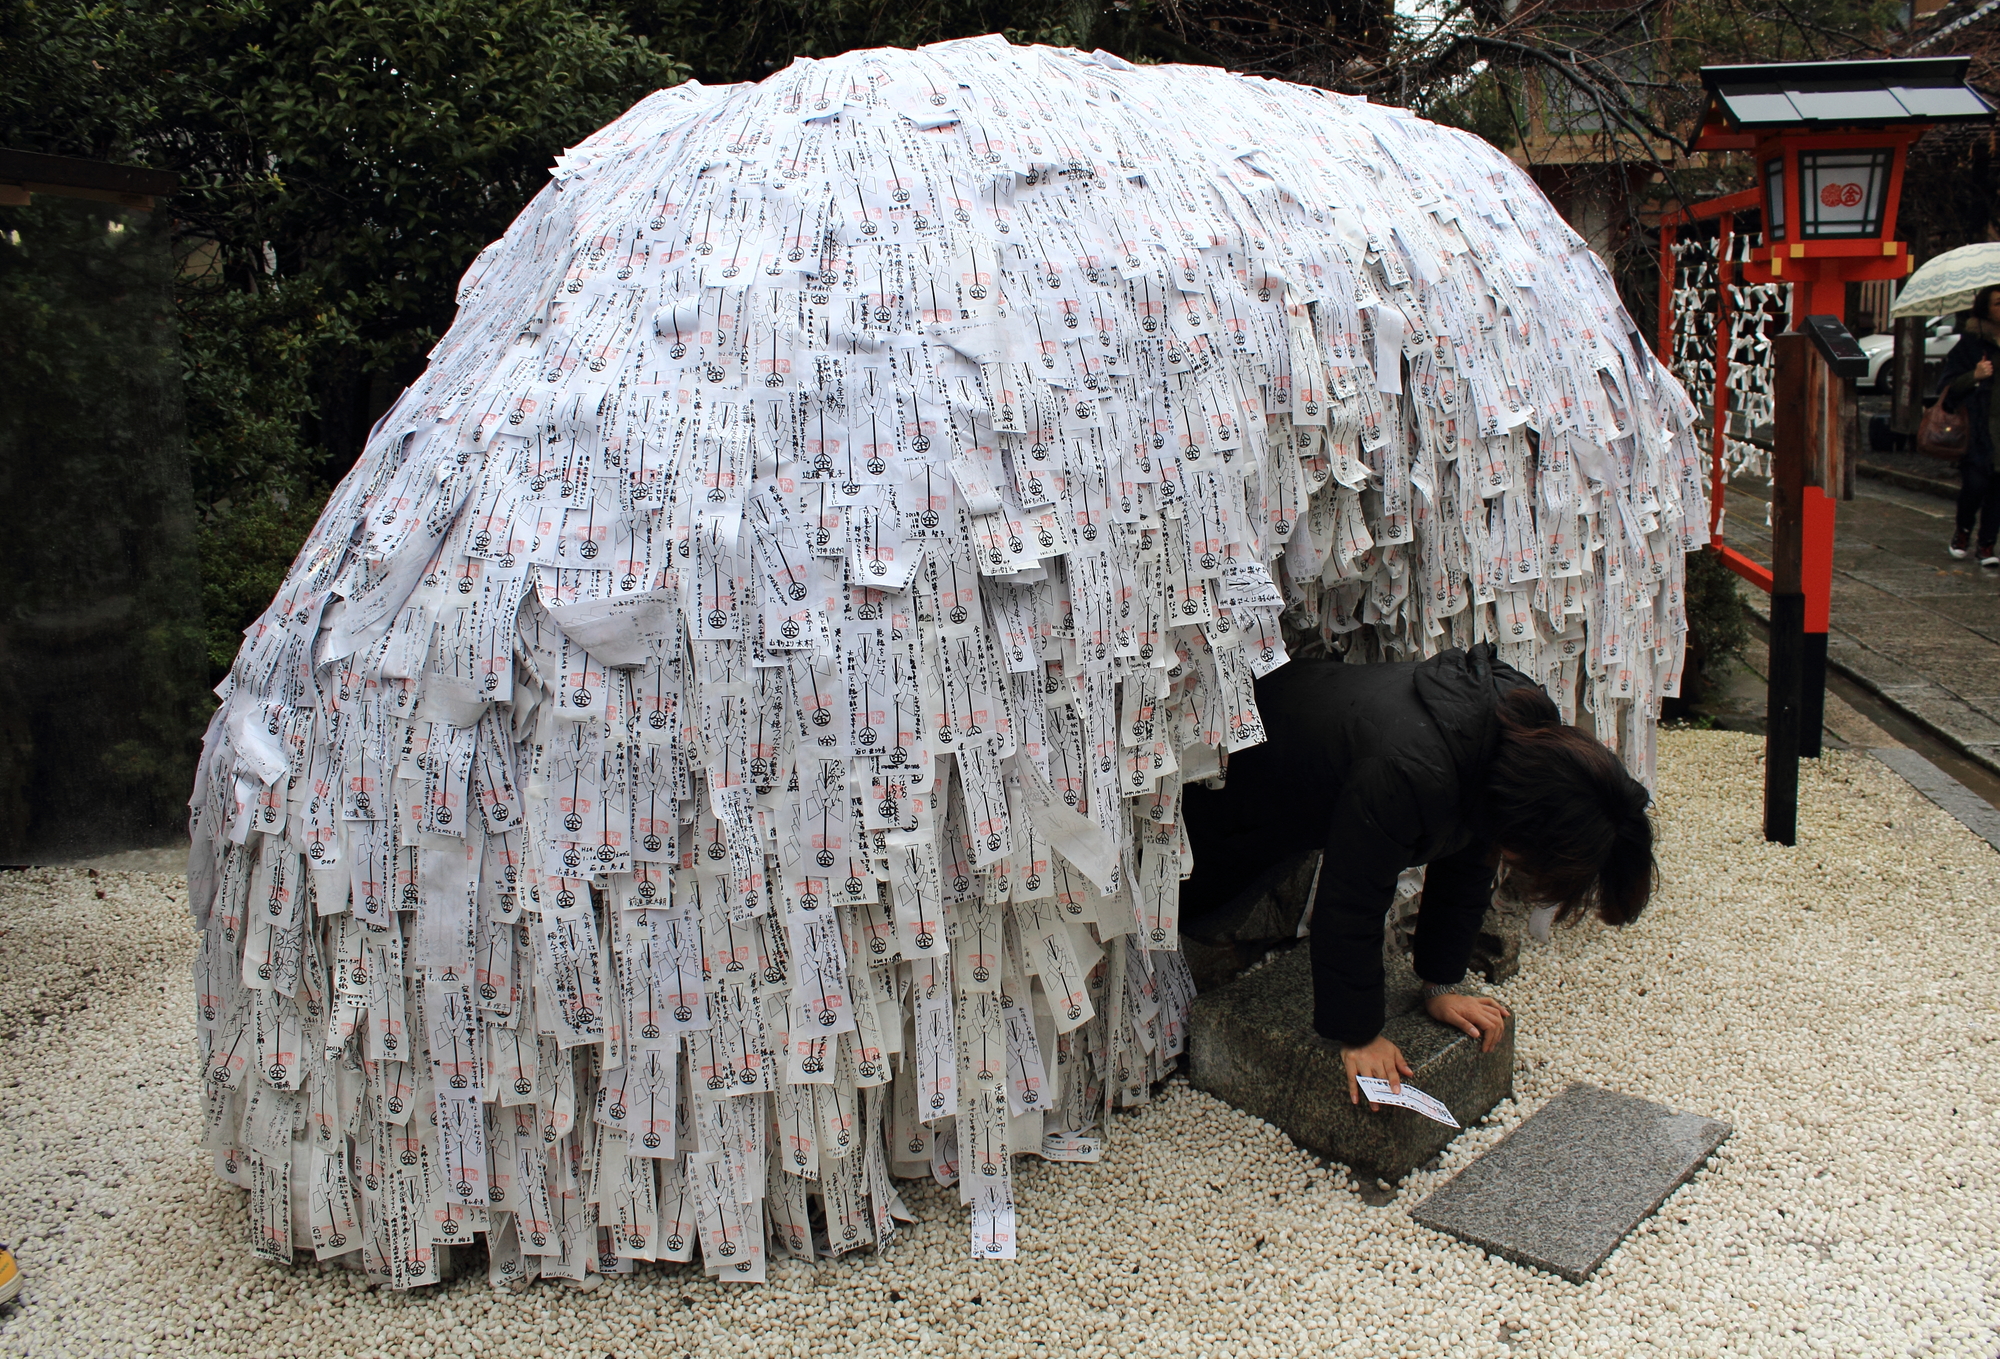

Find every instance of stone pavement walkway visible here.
[1720,470,2000,778]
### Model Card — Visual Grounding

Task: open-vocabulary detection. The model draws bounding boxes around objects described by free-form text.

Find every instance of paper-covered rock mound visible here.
[186,35,1706,1288]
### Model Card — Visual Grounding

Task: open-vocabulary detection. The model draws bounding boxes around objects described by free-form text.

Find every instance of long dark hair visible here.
[1964,286,2000,331]
[1484,685,1656,926]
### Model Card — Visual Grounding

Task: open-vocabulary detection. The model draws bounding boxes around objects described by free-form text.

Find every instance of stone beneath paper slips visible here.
[1410,1082,1731,1283]
[1187,944,1513,1181]
[1178,850,1319,992]
[1182,854,1521,994]
[1391,891,1524,987]
[1467,898,1525,986]
[1182,850,1321,946]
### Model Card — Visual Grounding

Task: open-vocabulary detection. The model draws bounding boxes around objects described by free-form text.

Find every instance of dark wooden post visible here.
[1766,333,1811,844]
[1889,315,1925,438]
[1768,320,1855,834]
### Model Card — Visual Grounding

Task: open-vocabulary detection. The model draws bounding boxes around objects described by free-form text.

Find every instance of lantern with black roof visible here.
[1689,58,1992,843]
[1693,58,1994,324]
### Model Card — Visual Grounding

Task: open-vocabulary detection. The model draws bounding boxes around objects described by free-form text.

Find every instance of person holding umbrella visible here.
[1892,245,2000,565]
[1938,285,2000,566]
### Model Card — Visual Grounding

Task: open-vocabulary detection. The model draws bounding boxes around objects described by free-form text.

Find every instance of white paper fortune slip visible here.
[1357,1076,1462,1129]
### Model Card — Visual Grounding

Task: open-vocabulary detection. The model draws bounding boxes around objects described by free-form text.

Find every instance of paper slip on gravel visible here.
[1355,1077,1461,1128]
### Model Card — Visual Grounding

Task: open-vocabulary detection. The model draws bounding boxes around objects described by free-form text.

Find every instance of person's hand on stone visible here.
[1426,993,1511,1053]
[1340,1035,1412,1109]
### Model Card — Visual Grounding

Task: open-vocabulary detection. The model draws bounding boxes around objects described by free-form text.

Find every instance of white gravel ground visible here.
[2,729,1997,1358]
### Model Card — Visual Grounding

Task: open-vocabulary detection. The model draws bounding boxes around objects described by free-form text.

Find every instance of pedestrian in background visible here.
[1939,285,2000,566]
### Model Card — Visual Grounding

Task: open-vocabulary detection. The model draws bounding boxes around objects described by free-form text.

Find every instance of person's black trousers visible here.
[1957,450,2000,546]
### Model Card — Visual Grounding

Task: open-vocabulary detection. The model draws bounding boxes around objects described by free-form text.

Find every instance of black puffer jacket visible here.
[1180,643,1538,1046]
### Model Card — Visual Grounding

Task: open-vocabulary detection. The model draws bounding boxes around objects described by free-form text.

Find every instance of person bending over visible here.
[1178,642,1656,1107]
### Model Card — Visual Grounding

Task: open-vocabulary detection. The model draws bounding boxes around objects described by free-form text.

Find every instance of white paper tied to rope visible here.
[185,35,1706,1288]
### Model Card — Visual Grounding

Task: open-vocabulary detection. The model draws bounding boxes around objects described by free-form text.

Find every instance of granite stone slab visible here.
[1410,1083,1730,1283]
[1177,850,1320,992]
[1920,674,2000,710]
[1916,597,2000,641]
[1823,635,1921,687]
[1181,850,1319,946]
[1846,565,1995,597]
[1889,690,2000,744]
[1189,945,1514,1181]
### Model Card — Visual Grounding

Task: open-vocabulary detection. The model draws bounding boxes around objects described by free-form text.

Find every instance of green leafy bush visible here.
[3,0,688,678]
[1683,546,1748,696]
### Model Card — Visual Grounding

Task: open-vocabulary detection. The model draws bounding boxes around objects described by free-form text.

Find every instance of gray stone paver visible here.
[1410,1083,1731,1283]
[1188,946,1516,1182]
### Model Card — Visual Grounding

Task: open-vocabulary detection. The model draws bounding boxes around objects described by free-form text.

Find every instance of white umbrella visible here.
[1892,241,2000,317]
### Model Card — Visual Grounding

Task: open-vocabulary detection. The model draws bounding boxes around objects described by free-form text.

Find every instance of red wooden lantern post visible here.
[1692,58,1994,842]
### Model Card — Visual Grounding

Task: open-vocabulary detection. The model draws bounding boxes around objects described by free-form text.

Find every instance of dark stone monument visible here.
[1410,1082,1732,1282]
[1466,906,1523,985]
[1188,944,1515,1181]
[1182,848,1525,994]
[1178,849,1320,992]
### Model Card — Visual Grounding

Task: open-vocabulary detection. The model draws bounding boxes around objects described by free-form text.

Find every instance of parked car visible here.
[1858,315,1956,391]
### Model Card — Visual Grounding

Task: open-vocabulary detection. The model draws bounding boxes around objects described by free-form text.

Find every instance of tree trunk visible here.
[1890,314,1925,436]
